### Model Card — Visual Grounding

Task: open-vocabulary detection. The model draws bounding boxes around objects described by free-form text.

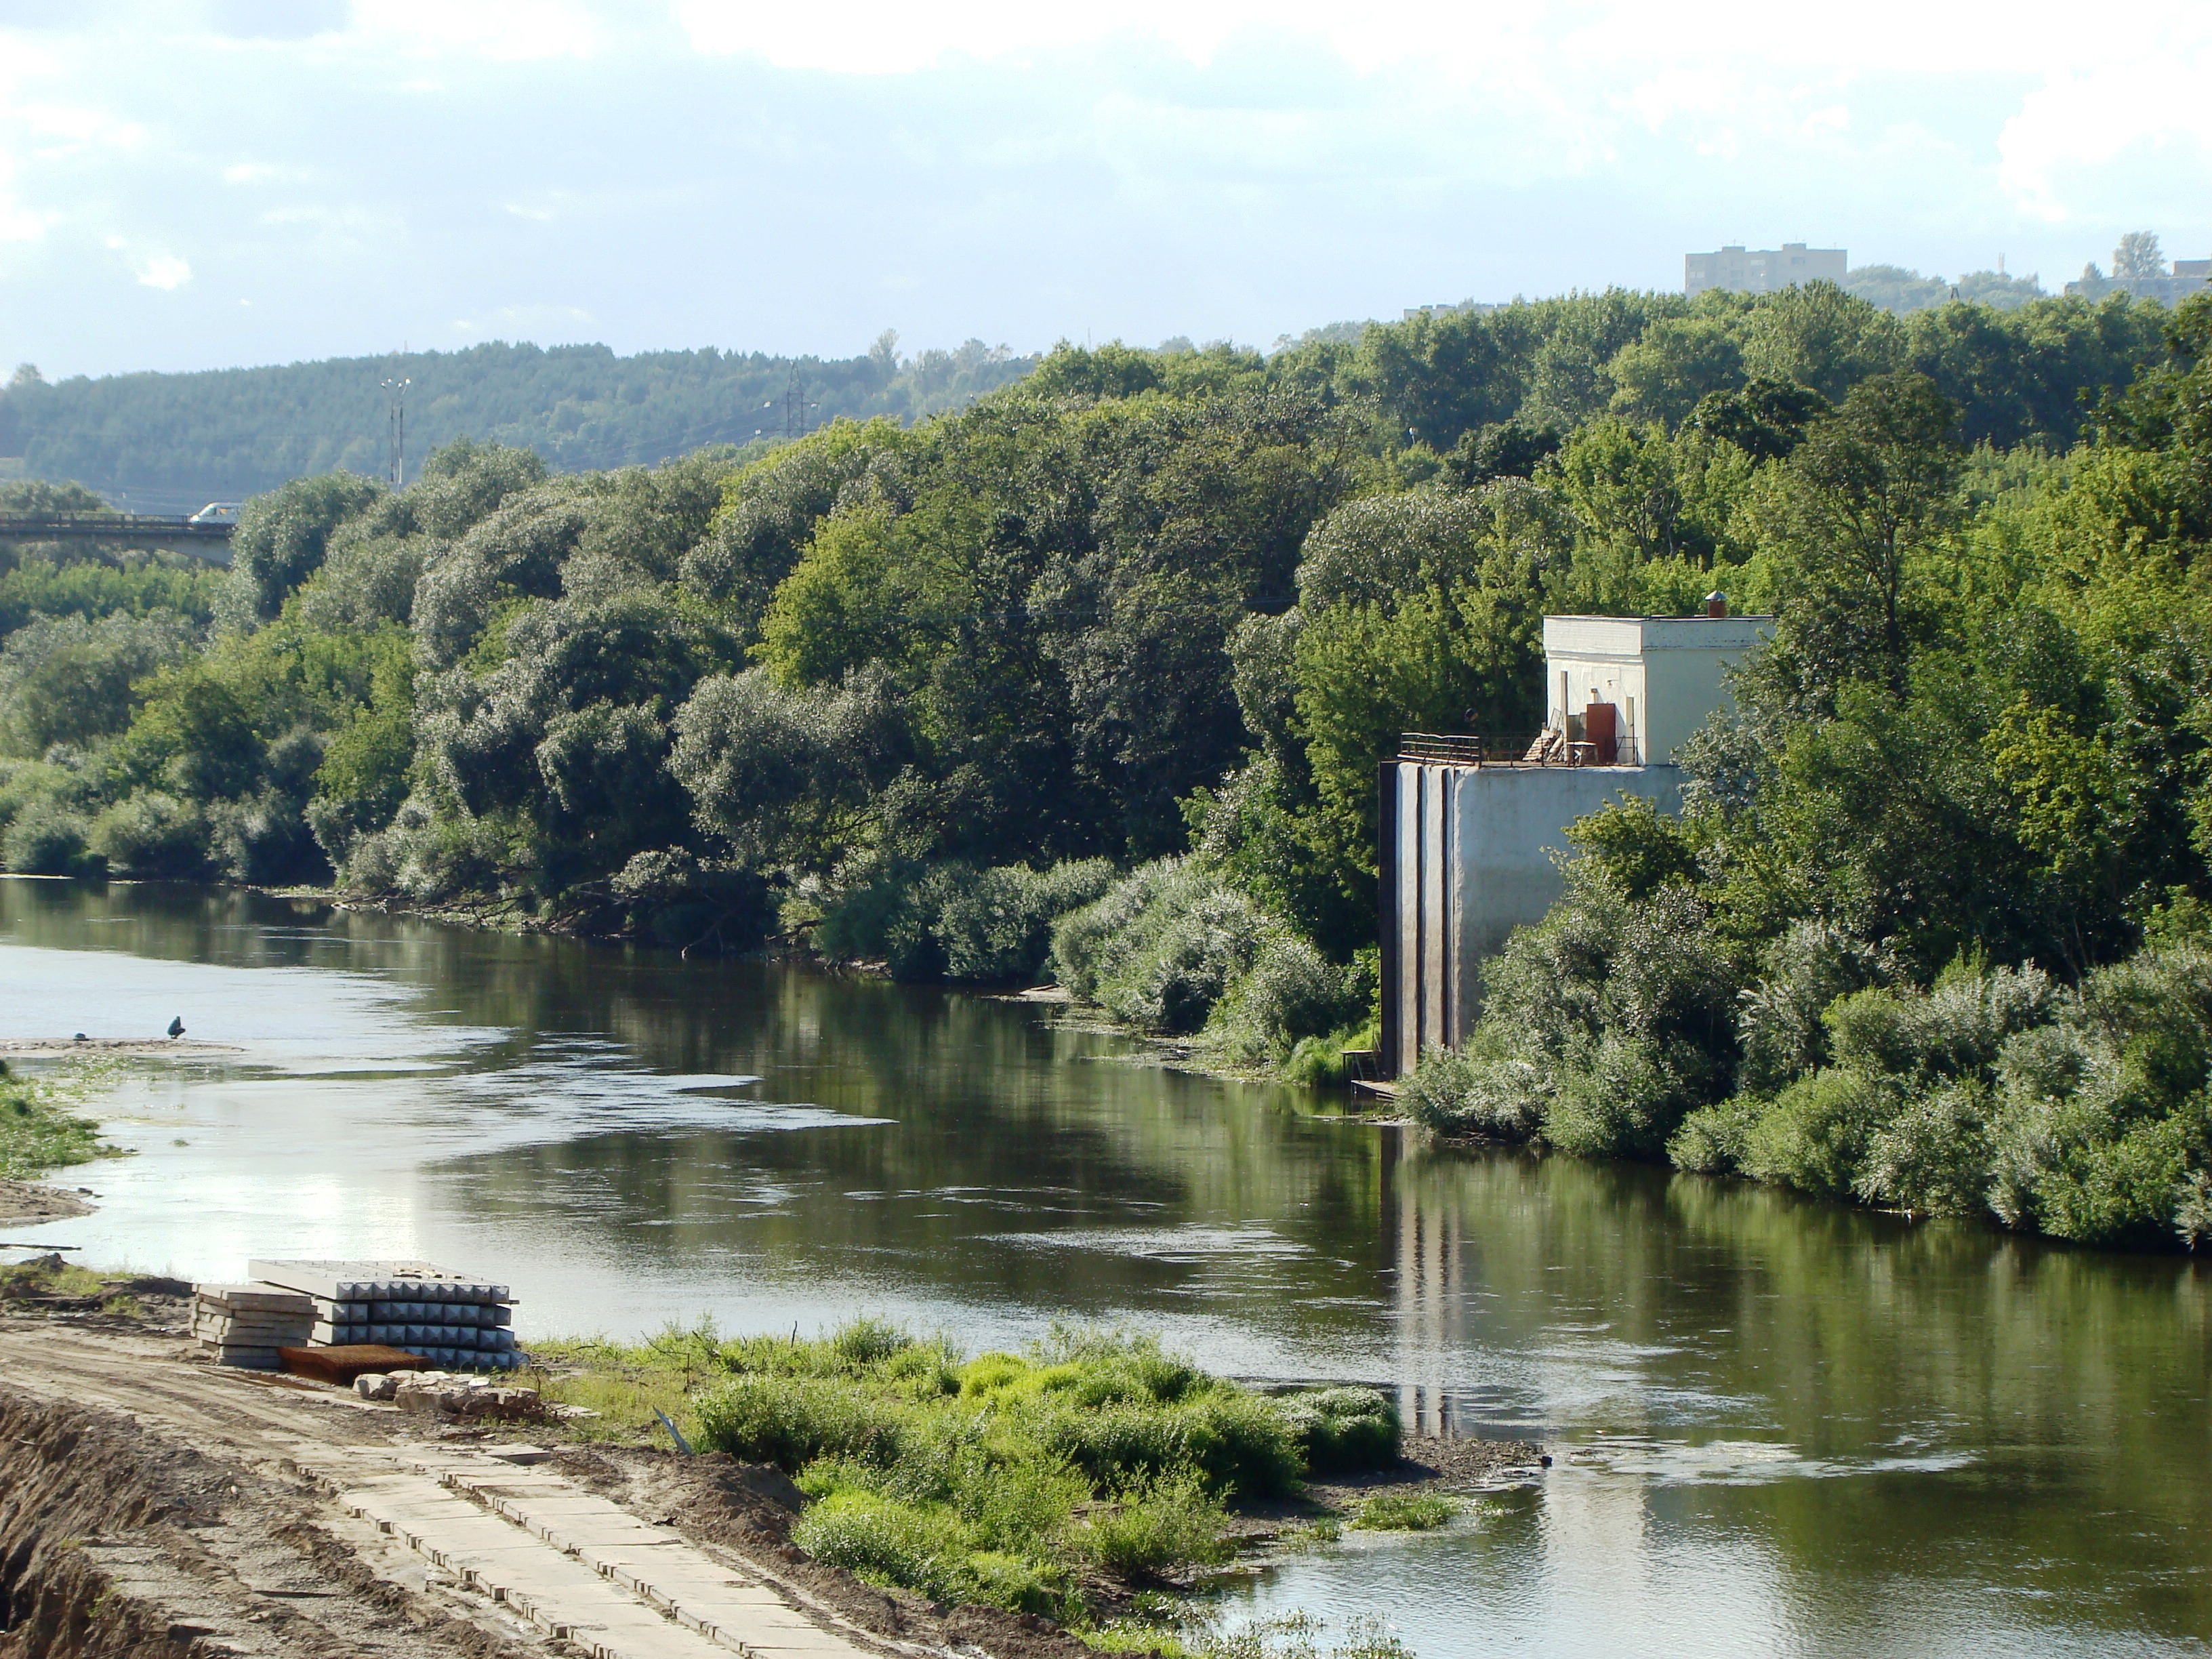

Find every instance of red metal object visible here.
[279,1344,430,1385]
[1583,701,1618,764]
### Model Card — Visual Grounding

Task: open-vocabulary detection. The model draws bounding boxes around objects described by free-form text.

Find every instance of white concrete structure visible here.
[1379,611,1771,1077]
[1543,613,1774,766]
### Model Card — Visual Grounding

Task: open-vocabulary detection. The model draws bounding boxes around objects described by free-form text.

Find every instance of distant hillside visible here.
[0,336,1036,511]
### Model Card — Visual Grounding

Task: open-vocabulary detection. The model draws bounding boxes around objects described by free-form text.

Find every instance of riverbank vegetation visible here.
[533,1319,1399,1634]
[0,1061,115,1180]
[1404,302,2212,1250]
[1,281,2208,1245]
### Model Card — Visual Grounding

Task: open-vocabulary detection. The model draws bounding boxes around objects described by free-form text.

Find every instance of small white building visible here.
[1378,608,1772,1077]
[1542,613,1773,766]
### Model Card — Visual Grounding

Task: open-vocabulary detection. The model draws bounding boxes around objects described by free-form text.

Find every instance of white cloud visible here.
[668,0,2212,79]
[0,151,50,243]
[0,0,2207,375]
[135,253,190,289]
[346,0,609,61]
[222,161,308,185]
[1998,52,2212,220]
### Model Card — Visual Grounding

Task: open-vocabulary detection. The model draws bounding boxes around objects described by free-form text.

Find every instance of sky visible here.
[0,0,2207,379]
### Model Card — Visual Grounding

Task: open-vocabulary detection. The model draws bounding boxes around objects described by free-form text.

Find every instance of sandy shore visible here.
[0,1036,243,1057]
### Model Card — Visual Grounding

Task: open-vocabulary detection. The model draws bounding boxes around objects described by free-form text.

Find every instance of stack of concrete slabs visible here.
[249,1258,523,1372]
[192,1282,314,1369]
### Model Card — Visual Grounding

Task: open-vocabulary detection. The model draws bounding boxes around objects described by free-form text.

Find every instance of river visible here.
[1,876,2207,1658]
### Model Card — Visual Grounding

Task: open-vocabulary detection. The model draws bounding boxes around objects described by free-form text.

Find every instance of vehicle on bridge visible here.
[188,501,243,525]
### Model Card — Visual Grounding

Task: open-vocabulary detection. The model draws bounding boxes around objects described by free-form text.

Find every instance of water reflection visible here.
[3,878,2210,1657]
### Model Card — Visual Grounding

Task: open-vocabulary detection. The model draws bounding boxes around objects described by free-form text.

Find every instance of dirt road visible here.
[0,1312,1086,1659]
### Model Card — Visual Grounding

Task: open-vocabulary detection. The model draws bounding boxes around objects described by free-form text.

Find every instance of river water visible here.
[1,878,2207,1658]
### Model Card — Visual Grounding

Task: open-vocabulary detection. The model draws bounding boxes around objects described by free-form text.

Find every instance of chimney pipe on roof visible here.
[1704,591,1729,618]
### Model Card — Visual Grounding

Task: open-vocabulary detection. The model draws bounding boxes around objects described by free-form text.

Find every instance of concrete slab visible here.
[303,1443,878,1659]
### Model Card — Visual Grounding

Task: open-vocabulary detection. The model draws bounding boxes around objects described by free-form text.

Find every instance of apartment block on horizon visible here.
[1685,243,1847,297]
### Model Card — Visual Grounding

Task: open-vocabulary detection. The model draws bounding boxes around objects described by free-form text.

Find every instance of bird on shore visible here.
[167,1016,184,1039]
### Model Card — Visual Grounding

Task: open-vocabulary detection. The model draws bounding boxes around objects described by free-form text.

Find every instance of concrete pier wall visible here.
[1378,762,1683,1078]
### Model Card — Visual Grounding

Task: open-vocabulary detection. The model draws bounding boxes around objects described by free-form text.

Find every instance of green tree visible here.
[1750,372,1965,699]
[1607,316,1746,427]
[230,471,384,618]
[1742,282,1903,404]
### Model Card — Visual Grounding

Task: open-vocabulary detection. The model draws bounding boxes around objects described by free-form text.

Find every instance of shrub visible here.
[792,1490,969,1603]
[3,800,96,875]
[1544,1033,1698,1159]
[2175,1172,2212,1250]
[207,785,324,883]
[89,790,207,878]
[382,806,514,900]
[1975,947,2212,1246]
[1349,1492,1456,1532]
[693,1376,910,1471]
[1666,1095,1763,1174]
[1123,890,1270,1034]
[1825,965,2055,1085]
[1855,1082,1993,1213]
[1471,866,1741,1158]
[1401,1039,1546,1138]
[1083,1473,1232,1576]
[812,856,1115,984]
[1052,859,1270,1032]
[935,858,1116,983]
[1742,1069,1896,1197]
[1736,922,1889,1092]
[1277,1387,1399,1474]
[1204,932,1359,1065]
[1052,859,1368,1056]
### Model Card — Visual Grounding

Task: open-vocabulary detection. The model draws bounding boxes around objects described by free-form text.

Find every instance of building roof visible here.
[1542,614,1775,655]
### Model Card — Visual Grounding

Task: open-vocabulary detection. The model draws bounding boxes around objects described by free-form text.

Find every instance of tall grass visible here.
[0,1059,118,1181]
[537,1319,1399,1626]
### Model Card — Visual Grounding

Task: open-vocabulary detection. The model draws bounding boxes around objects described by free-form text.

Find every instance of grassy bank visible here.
[0,1060,117,1181]
[532,1320,1402,1638]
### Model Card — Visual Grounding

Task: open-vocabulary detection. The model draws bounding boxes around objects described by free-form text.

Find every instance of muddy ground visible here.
[0,1039,241,1059]
[0,1285,1540,1658]
[0,1178,98,1225]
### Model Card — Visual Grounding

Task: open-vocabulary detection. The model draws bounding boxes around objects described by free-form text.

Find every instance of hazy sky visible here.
[1,0,2207,378]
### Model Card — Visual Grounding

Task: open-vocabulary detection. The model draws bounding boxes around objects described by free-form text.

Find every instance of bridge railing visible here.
[0,512,234,539]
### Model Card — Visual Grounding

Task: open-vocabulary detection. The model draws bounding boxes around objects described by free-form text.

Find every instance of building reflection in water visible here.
[1377,1121,1467,1439]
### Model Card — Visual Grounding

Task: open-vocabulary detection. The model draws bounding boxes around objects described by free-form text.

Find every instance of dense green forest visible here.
[0,336,1032,508]
[0,263,2102,510]
[2,278,2207,1250]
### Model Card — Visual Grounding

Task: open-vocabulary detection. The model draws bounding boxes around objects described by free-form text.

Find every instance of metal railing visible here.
[1397,733,1489,765]
[1395,731,1643,768]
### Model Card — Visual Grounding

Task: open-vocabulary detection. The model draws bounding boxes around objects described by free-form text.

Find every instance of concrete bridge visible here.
[0,511,233,564]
